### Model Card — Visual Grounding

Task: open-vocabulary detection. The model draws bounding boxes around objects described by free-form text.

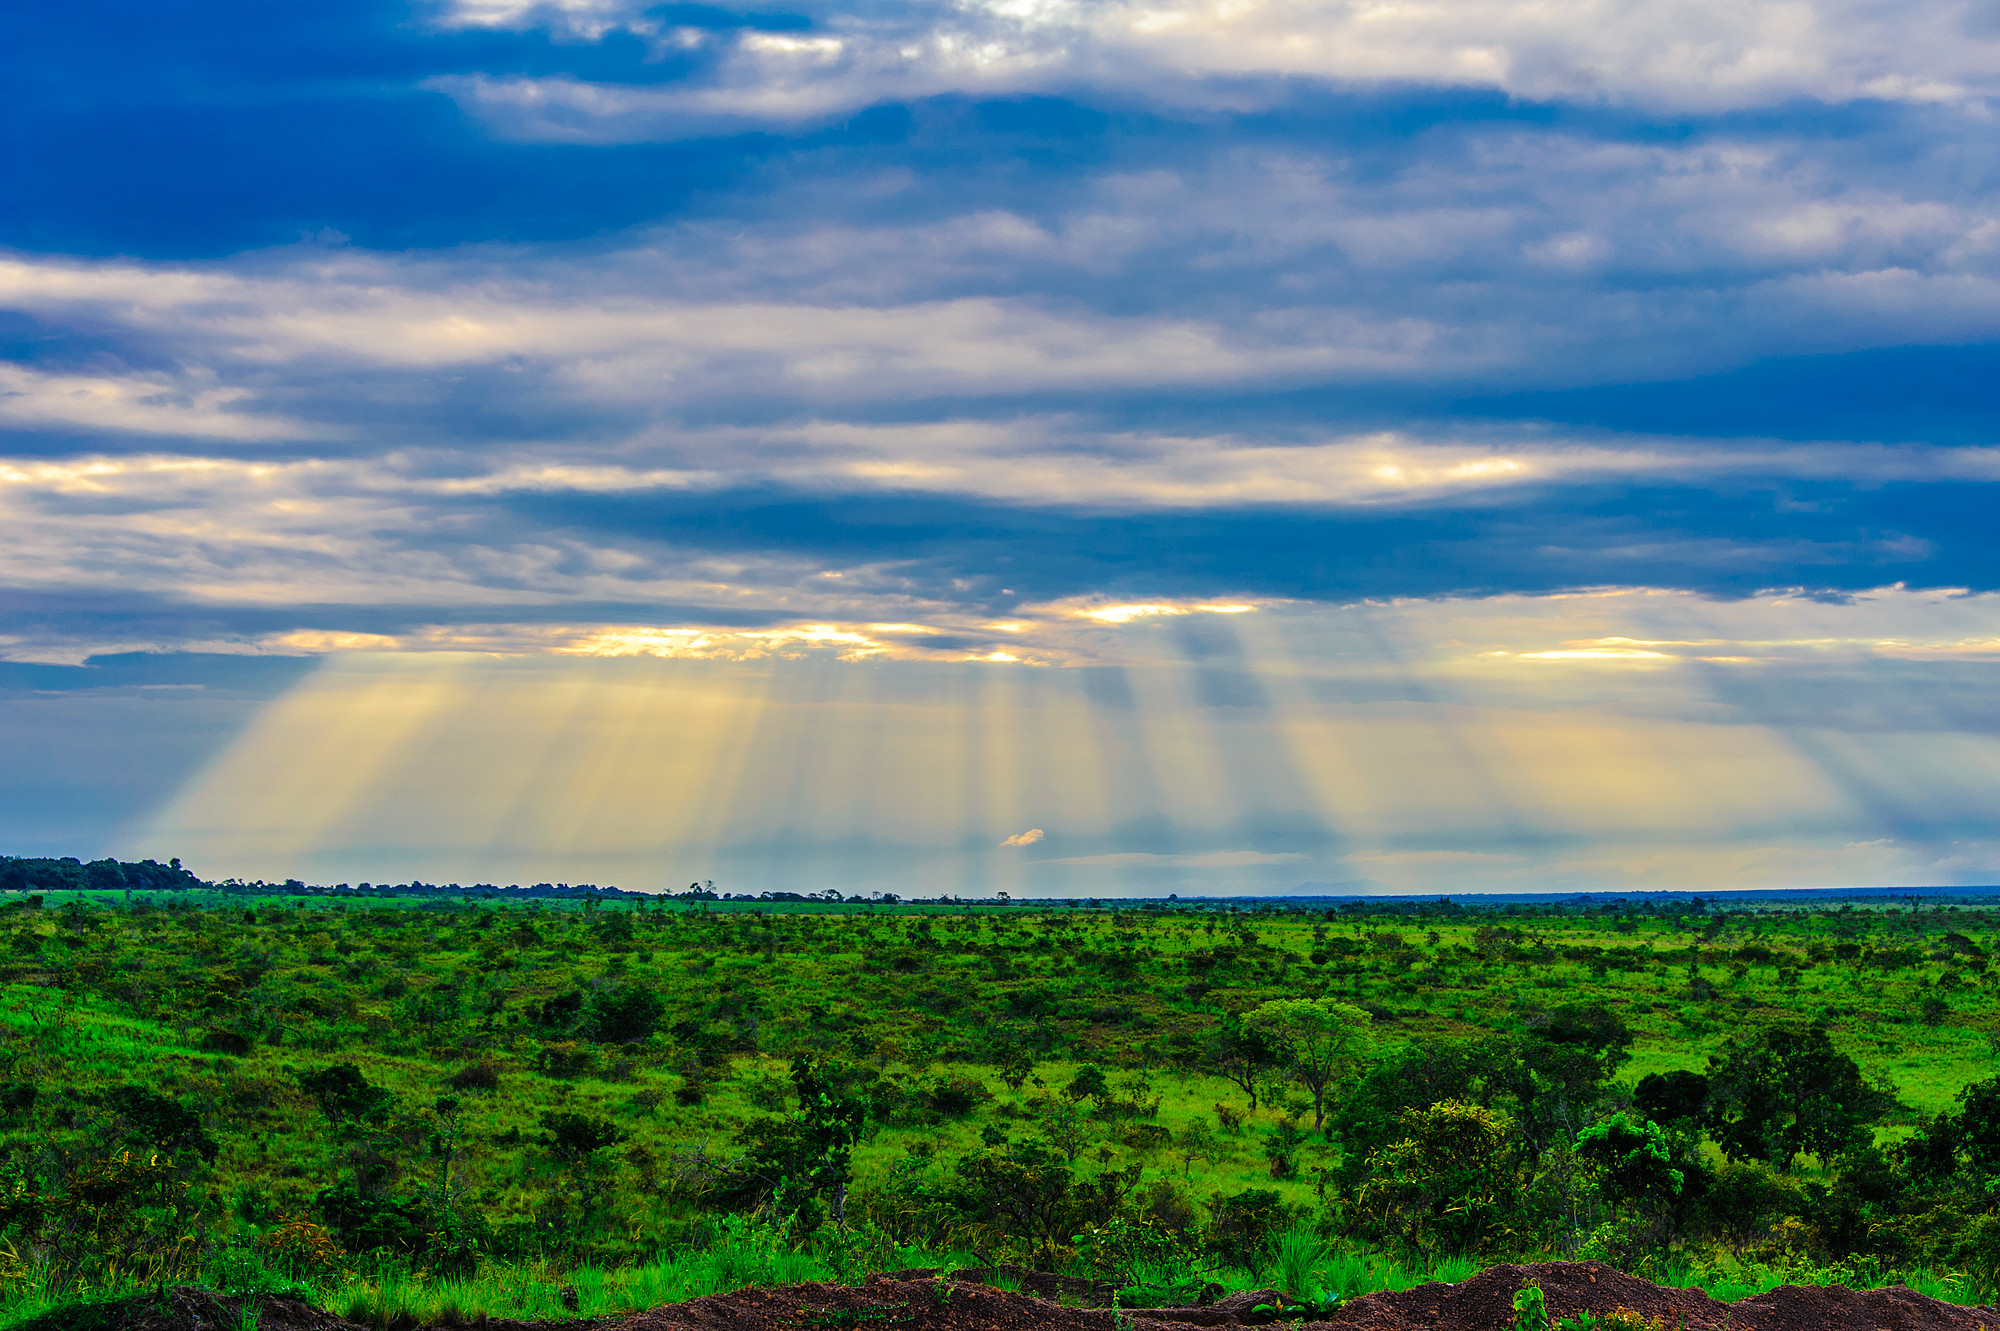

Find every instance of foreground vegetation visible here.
[4,865,2000,1324]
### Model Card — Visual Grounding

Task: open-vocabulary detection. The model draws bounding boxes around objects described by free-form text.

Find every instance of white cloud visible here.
[433,0,2000,137]
[999,827,1045,846]
[0,364,308,441]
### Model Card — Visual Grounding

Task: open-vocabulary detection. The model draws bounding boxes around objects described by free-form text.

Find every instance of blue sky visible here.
[3,0,1999,894]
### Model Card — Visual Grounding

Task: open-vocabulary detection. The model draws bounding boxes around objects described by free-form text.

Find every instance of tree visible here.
[104,1086,217,1164]
[1532,1003,1634,1077]
[1354,1100,1526,1260]
[1576,1112,1682,1208]
[1635,1070,1711,1130]
[1244,998,1371,1133]
[1065,1064,1111,1104]
[945,1138,1138,1267]
[298,1063,394,1132]
[1957,1075,2000,1174]
[1706,1023,1893,1170]
[993,1042,1037,1092]
[584,983,665,1044]
[1208,1019,1284,1114]
[713,1057,867,1230]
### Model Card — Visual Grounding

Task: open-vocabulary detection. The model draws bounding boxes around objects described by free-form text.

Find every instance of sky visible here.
[2,0,1999,896]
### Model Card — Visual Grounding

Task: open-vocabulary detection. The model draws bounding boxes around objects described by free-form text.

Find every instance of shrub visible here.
[535,1041,597,1079]
[1206,1188,1290,1271]
[927,1076,992,1118]
[297,1064,393,1130]
[585,983,666,1044]
[445,1063,500,1093]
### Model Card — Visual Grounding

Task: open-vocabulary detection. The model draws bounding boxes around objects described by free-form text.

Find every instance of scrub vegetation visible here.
[4,865,2000,1325]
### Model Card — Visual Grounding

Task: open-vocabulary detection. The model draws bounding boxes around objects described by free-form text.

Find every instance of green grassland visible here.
[4,885,1999,1323]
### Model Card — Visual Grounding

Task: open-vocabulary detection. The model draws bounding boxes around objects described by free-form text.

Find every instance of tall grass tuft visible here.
[1271,1230,1326,1298]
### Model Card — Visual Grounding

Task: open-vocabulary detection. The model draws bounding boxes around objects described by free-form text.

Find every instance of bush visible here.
[297,1065,393,1130]
[585,984,666,1044]
[445,1063,500,1093]
[928,1076,992,1117]
[1206,1188,1290,1271]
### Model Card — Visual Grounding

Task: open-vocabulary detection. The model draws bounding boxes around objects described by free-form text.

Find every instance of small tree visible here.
[1244,998,1371,1133]
[1207,1020,1284,1114]
[1354,1100,1525,1261]
[1576,1112,1683,1208]
[584,983,666,1044]
[298,1064,394,1134]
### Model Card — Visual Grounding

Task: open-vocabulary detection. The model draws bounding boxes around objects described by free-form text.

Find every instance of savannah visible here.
[4,857,2000,1331]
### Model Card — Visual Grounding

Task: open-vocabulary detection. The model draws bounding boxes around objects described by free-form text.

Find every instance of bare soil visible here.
[34,1262,2000,1331]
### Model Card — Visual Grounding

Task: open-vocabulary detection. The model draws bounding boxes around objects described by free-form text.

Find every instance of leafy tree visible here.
[1706,1023,1893,1170]
[1531,1003,1634,1076]
[313,1184,434,1256]
[1354,1100,1525,1261]
[1243,997,1371,1132]
[1065,1064,1111,1104]
[993,1043,1037,1092]
[584,983,666,1044]
[1635,1069,1711,1129]
[1576,1112,1682,1207]
[711,1057,866,1230]
[944,1138,1138,1267]
[1207,1019,1284,1113]
[1958,1075,2000,1174]
[104,1086,217,1163]
[1205,1187,1290,1270]
[298,1063,395,1132]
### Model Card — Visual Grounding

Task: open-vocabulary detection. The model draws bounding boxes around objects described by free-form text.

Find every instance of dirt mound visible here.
[613,1275,1125,1331]
[24,1262,1998,1331]
[596,1265,2000,1331]
[1733,1282,2000,1331]
[1312,1263,2000,1331]
[9,1287,356,1331]
[1321,1262,1730,1331]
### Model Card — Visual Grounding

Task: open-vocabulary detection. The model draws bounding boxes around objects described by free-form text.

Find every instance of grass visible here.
[6,891,2000,1323]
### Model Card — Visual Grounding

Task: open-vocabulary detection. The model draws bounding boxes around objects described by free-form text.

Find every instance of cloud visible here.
[434,0,2000,135]
[1000,828,1045,847]
[0,365,308,441]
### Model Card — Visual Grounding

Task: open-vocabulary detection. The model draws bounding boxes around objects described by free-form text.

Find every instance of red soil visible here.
[71,1262,2000,1331]
[605,1263,2000,1331]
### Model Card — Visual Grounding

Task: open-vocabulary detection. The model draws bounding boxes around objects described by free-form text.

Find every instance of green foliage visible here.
[1706,1023,1893,1169]
[1243,998,1370,1132]
[11,885,2000,1310]
[585,984,666,1044]
[1511,1280,1548,1331]
[1576,1113,1683,1207]
[1205,1188,1290,1271]
[104,1086,218,1163]
[297,1064,394,1132]
[1354,1101,1525,1260]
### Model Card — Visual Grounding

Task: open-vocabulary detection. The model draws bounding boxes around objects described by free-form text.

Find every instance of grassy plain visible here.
[3,887,1997,1322]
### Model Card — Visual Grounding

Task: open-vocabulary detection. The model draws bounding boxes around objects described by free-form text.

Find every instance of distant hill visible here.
[1282,879,1394,896]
